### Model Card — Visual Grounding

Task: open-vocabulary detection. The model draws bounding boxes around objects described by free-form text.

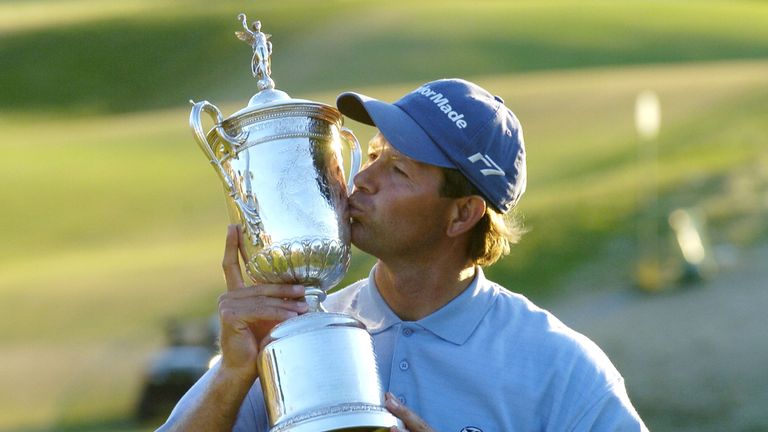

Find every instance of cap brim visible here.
[336,92,454,168]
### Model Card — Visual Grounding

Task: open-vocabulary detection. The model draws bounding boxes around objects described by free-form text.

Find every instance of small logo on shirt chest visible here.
[460,427,483,432]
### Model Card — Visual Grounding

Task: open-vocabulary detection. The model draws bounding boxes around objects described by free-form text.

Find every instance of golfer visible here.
[159,78,647,431]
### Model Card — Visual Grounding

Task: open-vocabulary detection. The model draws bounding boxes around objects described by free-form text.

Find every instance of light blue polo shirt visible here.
[166,266,646,431]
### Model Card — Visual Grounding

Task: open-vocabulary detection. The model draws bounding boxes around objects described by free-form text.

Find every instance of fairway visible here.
[2,0,768,430]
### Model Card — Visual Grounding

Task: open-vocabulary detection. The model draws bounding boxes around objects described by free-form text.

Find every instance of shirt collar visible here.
[354,266,402,334]
[355,265,498,345]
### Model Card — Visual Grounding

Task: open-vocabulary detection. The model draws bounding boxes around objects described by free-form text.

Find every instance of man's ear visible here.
[446,195,486,238]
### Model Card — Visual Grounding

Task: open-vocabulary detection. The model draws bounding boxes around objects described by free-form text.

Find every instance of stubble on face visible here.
[348,134,453,261]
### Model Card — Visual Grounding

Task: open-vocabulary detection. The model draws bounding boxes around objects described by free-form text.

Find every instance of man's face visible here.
[348,133,454,260]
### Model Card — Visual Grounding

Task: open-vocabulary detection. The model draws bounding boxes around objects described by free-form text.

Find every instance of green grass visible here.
[2,0,768,113]
[2,0,768,430]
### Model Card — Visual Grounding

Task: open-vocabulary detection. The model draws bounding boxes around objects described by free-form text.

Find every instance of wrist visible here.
[213,360,260,394]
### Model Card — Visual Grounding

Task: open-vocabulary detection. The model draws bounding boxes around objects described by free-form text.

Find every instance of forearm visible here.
[158,365,257,432]
[158,225,304,431]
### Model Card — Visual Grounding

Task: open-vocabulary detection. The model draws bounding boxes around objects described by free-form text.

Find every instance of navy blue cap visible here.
[337,78,526,213]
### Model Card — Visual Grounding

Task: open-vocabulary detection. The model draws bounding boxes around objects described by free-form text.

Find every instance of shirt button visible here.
[397,395,406,404]
[402,328,413,337]
[399,360,409,371]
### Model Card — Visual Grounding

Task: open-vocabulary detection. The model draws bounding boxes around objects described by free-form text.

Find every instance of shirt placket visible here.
[387,322,416,408]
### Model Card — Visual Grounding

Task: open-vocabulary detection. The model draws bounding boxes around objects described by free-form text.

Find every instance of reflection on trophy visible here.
[189,14,399,432]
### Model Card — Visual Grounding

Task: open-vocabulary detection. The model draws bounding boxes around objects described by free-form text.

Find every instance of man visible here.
[158,78,646,431]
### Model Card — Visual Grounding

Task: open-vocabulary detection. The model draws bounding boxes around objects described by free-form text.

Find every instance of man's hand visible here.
[217,225,309,381]
[385,392,435,432]
[156,225,309,432]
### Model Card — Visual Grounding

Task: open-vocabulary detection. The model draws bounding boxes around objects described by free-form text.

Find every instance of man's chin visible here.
[350,224,362,248]
[350,224,372,254]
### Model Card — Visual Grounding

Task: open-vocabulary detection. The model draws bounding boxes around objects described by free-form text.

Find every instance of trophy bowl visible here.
[192,98,360,309]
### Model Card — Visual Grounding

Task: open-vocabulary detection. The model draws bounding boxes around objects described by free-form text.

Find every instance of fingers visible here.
[385,392,433,432]
[224,284,306,301]
[218,284,308,343]
[218,288,309,322]
[236,222,249,265]
[223,224,246,291]
[217,225,312,379]
[217,284,308,371]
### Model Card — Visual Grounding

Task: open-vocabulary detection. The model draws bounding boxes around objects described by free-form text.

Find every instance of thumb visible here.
[385,392,432,432]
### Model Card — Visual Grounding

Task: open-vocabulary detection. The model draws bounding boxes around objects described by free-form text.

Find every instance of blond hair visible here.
[440,168,525,266]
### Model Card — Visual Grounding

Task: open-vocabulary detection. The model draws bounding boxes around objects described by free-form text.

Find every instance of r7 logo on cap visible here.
[468,153,505,176]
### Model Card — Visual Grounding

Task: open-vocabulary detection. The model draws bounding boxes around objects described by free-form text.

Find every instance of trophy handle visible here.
[340,127,362,194]
[189,100,248,194]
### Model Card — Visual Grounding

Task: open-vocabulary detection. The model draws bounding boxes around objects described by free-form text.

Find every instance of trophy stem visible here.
[304,286,327,313]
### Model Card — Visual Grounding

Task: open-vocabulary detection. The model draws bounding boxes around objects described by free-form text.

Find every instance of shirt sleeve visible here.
[231,388,259,432]
[156,366,216,430]
[232,379,271,432]
[156,366,269,432]
[568,378,648,432]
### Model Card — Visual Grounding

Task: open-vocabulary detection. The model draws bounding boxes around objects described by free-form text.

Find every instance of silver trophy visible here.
[189,14,399,432]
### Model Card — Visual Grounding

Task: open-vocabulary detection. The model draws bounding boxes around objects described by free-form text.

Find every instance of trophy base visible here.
[261,314,401,432]
[269,402,399,432]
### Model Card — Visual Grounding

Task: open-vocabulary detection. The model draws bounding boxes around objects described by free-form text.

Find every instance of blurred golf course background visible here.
[1,0,767,430]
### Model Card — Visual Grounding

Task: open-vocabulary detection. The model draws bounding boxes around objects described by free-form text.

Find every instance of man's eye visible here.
[367,153,378,162]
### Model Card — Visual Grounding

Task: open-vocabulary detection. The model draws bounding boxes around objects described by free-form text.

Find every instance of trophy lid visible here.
[231,14,325,117]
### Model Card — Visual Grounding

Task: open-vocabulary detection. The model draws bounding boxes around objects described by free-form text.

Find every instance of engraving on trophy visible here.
[245,238,349,293]
[226,116,336,152]
[236,198,267,246]
[271,403,395,432]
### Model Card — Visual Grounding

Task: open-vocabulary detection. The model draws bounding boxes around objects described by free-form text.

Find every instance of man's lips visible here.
[347,196,367,219]
[349,204,365,219]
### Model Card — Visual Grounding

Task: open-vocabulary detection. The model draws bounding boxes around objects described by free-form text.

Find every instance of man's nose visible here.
[352,164,374,194]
